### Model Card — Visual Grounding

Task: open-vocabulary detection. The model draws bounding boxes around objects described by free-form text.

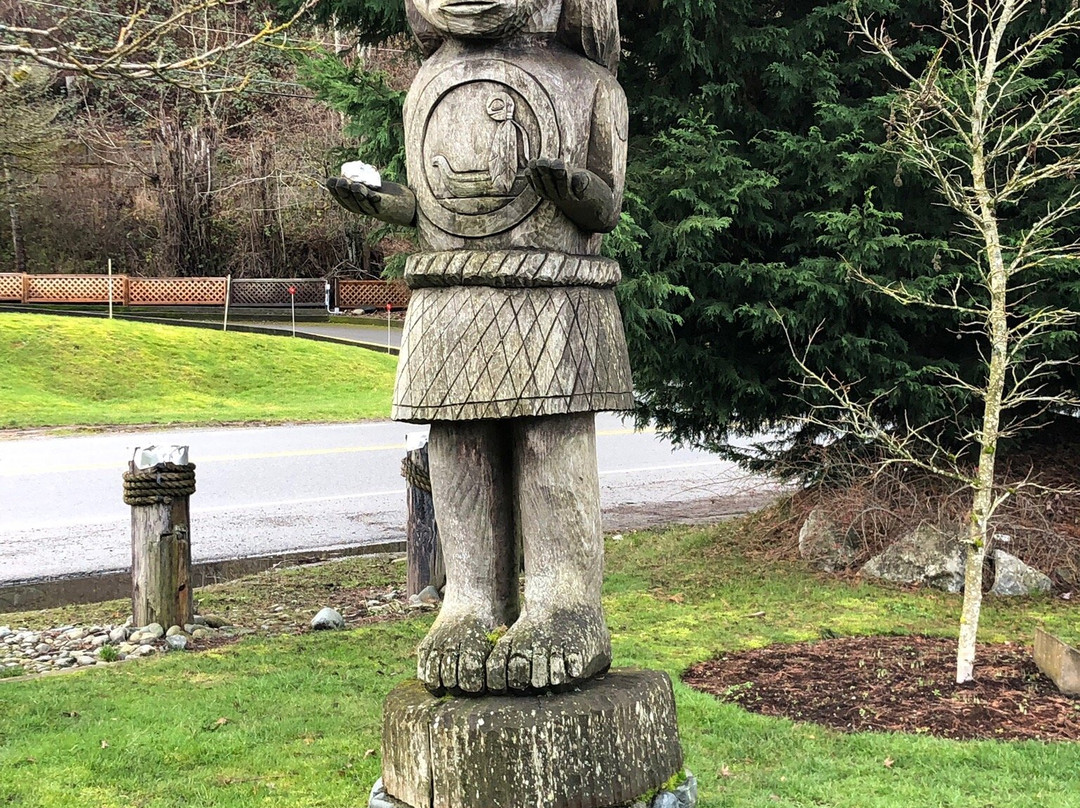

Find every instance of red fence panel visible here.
[337,280,411,310]
[127,277,227,306]
[25,274,126,304]
[0,274,24,302]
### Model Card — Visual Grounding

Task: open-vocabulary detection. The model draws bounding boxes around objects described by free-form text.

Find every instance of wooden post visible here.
[403,437,444,597]
[20,273,28,304]
[124,449,195,628]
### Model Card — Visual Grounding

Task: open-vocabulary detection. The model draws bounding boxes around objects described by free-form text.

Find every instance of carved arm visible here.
[325,177,418,228]
[525,158,618,234]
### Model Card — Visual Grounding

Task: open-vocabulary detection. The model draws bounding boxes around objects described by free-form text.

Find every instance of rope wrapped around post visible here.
[400,455,431,492]
[123,463,197,506]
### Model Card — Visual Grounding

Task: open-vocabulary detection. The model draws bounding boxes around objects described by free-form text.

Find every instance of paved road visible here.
[251,320,402,349]
[0,415,782,583]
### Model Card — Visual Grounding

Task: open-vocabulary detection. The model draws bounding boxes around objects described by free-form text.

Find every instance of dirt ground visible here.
[684,635,1080,741]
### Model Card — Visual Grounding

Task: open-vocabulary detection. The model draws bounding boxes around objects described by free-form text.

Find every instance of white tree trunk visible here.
[956,143,1009,683]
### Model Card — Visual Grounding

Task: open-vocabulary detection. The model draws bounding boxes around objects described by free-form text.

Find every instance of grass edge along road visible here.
[2,520,1078,808]
[0,313,396,429]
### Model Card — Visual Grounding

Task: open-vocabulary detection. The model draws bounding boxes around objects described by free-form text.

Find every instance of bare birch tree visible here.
[796,0,1080,683]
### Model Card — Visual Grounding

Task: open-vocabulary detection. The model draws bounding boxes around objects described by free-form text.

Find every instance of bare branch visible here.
[0,0,320,92]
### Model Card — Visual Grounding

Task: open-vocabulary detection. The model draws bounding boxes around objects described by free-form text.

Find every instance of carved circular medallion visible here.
[414,59,560,238]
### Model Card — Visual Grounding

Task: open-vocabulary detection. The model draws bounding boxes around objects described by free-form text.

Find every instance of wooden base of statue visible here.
[369,670,687,808]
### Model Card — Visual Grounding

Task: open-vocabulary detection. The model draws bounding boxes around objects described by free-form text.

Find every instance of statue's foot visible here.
[417,612,496,696]
[486,605,611,694]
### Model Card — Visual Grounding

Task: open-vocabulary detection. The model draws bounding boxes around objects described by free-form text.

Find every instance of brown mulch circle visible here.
[683,635,1080,741]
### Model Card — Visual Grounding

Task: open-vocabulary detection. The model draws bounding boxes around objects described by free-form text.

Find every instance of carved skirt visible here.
[391,251,634,423]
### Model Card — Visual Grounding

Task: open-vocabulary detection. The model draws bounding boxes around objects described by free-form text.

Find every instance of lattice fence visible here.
[0,274,24,302]
[128,277,227,306]
[5,274,413,310]
[25,274,126,304]
[231,278,326,307]
[337,280,411,310]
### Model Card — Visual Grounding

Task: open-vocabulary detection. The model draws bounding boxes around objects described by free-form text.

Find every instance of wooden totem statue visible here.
[327,0,632,697]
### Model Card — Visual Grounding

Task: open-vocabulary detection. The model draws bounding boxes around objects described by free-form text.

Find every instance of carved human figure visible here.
[326,0,631,695]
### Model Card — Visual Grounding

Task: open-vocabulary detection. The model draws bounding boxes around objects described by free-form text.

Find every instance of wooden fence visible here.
[0,274,410,310]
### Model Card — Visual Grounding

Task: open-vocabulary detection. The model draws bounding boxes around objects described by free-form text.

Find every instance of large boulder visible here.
[860,524,965,592]
[990,550,1051,596]
[798,509,860,572]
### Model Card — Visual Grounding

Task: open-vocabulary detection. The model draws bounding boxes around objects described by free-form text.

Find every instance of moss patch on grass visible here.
[0,313,396,429]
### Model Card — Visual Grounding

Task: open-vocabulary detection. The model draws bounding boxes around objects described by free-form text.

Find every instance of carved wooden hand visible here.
[325,177,418,227]
[525,158,618,234]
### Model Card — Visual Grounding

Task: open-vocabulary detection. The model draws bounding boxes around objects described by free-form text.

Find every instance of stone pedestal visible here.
[374,669,685,808]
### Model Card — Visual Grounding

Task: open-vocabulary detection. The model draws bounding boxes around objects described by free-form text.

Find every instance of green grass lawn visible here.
[0,313,397,429]
[2,522,1078,807]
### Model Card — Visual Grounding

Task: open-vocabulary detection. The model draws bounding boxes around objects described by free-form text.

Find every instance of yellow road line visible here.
[2,427,655,476]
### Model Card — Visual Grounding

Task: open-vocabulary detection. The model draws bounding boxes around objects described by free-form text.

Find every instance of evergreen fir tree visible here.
[293,0,1080,474]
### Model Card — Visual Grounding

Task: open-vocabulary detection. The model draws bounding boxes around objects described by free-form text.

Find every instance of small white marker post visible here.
[107,258,114,319]
[290,285,297,337]
[386,302,392,353]
[223,274,232,332]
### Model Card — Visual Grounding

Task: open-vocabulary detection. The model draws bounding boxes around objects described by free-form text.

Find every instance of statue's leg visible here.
[418,420,518,695]
[486,412,611,693]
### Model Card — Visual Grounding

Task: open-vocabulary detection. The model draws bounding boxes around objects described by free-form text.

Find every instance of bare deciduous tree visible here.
[0,64,61,272]
[793,0,1080,684]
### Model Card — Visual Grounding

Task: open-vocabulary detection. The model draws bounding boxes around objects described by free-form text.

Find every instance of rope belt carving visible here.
[123,463,197,506]
[400,455,431,493]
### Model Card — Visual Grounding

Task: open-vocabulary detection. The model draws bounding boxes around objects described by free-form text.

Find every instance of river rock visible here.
[653,793,679,808]
[861,524,965,592]
[417,586,442,605]
[129,623,164,644]
[311,607,345,631]
[990,550,1052,596]
[166,635,188,651]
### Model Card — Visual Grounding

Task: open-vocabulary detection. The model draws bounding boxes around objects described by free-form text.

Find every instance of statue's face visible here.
[412,0,558,39]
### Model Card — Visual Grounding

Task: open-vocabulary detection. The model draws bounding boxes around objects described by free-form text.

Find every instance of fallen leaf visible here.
[364,748,376,758]
[746,611,766,618]
[720,765,733,777]
[100,740,109,749]
[668,593,685,604]
[884,757,894,768]
[206,717,230,732]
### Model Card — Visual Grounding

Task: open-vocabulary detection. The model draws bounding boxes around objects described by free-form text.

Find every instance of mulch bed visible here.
[683,635,1080,741]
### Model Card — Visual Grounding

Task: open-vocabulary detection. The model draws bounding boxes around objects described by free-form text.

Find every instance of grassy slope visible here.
[0,313,397,428]
[1,522,1078,807]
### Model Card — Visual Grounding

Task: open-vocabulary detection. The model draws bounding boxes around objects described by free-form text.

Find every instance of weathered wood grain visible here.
[130,497,193,629]
[382,670,684,808]
[405,444,445,597]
